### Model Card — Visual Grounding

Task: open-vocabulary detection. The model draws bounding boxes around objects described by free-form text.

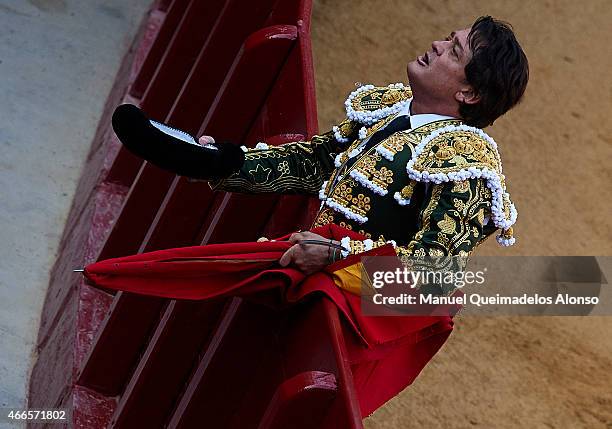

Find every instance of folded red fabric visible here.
[84,223,454,416]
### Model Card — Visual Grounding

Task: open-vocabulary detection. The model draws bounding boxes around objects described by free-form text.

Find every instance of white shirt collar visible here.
[399,98,456,129]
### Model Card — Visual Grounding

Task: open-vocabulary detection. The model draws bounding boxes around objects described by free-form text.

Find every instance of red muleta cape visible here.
[84,223,455,417]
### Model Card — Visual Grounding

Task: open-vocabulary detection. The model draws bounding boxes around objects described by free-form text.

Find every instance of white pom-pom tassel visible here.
[393,192,411,206]
[333,126,350,143]
[334,153,343,168]
[496,235,516,246]
[340,236,352,258]
[358,127,367,140]
[376,145,395,161]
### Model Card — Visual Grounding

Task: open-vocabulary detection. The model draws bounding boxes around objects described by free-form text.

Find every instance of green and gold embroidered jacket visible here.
[211,83,517,261]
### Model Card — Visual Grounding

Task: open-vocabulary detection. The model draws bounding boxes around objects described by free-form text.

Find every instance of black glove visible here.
[111,104,245,180]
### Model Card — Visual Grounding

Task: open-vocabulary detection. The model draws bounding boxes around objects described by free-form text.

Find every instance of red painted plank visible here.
[76,292,167,395]
[28,289,77,409]
[98,163,176,261]
[242,42,320,236]
[75,284,115,371]
[243,27,318,145]
[140,0,226,120]
[165,0,278,134]
[109,300,226,428]
[266,0,312,30]
[104,146,145,188]
[225,300,341,429]
[36,203,94,345]
[155,0,174,13]
[139,177,218,251]
[37,181,127,347]
[105,7,170,187]
[283,300,363,429]
[130,0,192,98]
[199,26,301,241]
[128,8,168,100]
[72,385,116,429]
[167,298,280,429]
[199,192,279,244]
[318,300,364,429]
[197,24,298,139]
[165,298,362,429]
[257,371,337,429]
[273,299,363,429]
[262,195,315,238]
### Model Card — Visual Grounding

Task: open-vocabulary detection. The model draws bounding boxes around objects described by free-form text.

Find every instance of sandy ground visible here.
[311,0,612,427]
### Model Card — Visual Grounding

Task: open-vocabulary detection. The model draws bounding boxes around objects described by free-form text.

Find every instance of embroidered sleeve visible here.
[209,119,358,195]
[341,178,494,261]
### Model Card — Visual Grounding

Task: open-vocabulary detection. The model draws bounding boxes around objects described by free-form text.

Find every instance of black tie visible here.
[340,115,412,172]
[362,114,412,152]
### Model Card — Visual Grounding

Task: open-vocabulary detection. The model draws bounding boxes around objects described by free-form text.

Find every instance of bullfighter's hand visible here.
[278,231,340,275]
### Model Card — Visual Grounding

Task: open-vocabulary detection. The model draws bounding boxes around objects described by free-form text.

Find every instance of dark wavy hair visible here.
[460,16,529,128]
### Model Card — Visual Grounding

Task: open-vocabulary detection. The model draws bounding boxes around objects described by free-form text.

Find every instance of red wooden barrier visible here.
[78,22,302,395]
[29,1,365,428]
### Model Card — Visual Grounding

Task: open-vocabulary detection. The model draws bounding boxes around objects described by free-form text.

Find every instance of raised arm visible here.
[210,119,358,195]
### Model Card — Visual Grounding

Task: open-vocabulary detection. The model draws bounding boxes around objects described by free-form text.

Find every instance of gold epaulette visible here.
[344,83,413,125]
[410,124,502,174]
[406,125,517,246]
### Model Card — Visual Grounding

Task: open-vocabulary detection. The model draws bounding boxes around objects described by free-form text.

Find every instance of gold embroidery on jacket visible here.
[339,221,353,230]
[453,198,466,214]
[396,179,490,261]
[220,176,322,193]
[337,119,357,139]
[301,159,317,178]
[437,213,458,235]
[445,179,490,252]
[329,181,372,218]
[412,130,502,174]
[379,132,412,157]
[357,229,372,239]
[312,207,336,228]
[350,194,371,217]
[398,184,444,260]
[351,152,395,194]
[351,86,413,112]
[336,114,399,166]
[452,180,470,193]
[476,208,485,226]
[372,167,394,189]
[248,164,272,184]
[277,161,290,176]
